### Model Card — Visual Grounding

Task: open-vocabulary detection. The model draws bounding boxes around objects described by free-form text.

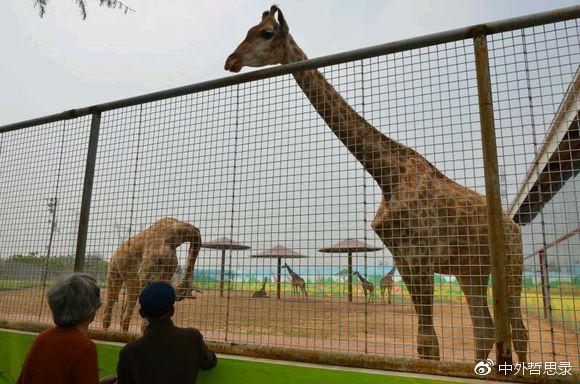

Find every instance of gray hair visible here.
[48,273,101,327]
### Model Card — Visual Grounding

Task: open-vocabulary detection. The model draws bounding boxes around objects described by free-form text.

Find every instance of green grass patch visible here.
[521,288,579,331]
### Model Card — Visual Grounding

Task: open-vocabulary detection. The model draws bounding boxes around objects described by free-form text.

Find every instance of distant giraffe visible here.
[380,267,396,304]
[353,271,374,303]
[282,263,307,298]
[252,277,269,298]
[103,217,201,332]
[225,5,528,361]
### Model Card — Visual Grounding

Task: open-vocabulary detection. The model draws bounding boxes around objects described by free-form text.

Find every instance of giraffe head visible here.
[225,5,291,73]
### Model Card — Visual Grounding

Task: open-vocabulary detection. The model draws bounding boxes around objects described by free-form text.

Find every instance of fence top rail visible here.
[1,4,579,134]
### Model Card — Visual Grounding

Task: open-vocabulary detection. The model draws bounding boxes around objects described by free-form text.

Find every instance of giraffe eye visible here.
[259,30,274,40]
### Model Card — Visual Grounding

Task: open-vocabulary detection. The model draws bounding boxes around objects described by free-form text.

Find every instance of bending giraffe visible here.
[252,277,269,298]
[380,267,396,304]
[353,271,375,303]
[282,263,307,298]
[102,217,201,332]
[225,6,528,362]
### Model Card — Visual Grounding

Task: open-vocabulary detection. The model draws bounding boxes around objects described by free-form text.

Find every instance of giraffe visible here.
[353,271,375,303]
[225,6,528,362]
[102,217,201,332]
[252,277,269,298]
[282,262,308,298]
[380,267,396,303]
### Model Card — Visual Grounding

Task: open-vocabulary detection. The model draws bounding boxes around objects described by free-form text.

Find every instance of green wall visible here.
[0,330,451,384]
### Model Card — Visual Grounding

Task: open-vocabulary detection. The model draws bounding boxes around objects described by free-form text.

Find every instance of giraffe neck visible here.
[285,266,298,279]
[282,35,418,196]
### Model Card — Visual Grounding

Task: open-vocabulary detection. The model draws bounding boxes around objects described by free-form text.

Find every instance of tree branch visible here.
[33,0,135,19]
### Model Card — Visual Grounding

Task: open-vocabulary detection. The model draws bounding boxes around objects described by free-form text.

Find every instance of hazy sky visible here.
[1,0,578,276]
[1,0,578,126]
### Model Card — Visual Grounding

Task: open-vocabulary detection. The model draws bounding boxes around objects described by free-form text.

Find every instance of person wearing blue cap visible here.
[116,281,217,384]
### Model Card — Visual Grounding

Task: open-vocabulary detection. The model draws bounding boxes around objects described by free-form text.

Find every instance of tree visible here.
[33,0,134,20]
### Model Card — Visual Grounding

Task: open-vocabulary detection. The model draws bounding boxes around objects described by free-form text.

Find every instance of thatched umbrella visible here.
[319,239,382,302]
[202,237,250,297]
[251,245,307,300]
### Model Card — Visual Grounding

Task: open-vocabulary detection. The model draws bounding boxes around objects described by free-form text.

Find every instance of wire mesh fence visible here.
[490,19,580,369]
[0,8,579,379]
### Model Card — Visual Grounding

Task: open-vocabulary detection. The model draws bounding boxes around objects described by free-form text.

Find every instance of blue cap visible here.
[139,281,176,318]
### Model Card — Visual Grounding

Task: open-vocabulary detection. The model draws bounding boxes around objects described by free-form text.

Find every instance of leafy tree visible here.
[33,0,134,19]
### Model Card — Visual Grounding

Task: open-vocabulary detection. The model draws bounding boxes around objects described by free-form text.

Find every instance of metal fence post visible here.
[473,31,513,369]
[74,112,101,272]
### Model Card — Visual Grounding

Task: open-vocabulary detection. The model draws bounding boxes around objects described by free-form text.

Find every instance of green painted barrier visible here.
[0,330,451,384]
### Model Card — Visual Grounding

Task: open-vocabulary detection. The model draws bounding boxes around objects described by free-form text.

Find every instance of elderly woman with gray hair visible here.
[17,273,116,384]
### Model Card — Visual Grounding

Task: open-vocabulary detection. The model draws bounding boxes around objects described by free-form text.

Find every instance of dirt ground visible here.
[1,287,578,367]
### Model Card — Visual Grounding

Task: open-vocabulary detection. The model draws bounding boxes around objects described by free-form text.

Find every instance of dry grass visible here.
[0,286,578,367]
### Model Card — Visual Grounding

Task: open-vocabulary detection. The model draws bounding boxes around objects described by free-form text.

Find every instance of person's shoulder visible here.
[28,327,55,350]
[36,327,56,340]
[38,327,95,356]
[174,326,203,340]
[68,329,95,348]
[120,337,141,353]
[42,327,92,345]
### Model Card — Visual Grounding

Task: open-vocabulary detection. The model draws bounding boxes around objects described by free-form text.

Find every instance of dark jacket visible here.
[116,319,217,384]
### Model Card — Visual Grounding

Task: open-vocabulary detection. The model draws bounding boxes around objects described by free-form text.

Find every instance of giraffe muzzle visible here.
[225,53,242,73]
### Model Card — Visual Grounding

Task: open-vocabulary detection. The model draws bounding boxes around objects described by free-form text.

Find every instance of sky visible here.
[1,0,578,126]
[0,0,578,276]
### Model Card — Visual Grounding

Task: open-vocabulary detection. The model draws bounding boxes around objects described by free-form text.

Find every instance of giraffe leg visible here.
[509,294,528,363]
[102,266,122,330]
[121,275,141,332]
[399,264,439,360]
[508,263,528,363]
[457,274,495,362]
[387,285,392,304]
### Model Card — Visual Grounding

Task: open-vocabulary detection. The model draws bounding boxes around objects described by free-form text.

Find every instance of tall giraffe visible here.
[353,271,375,303]
[282,263,308,298]
[380,267,396,304]
[225,6,528,362]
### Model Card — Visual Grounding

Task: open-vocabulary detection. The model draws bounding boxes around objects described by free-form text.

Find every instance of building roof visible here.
[509,68,580,225]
